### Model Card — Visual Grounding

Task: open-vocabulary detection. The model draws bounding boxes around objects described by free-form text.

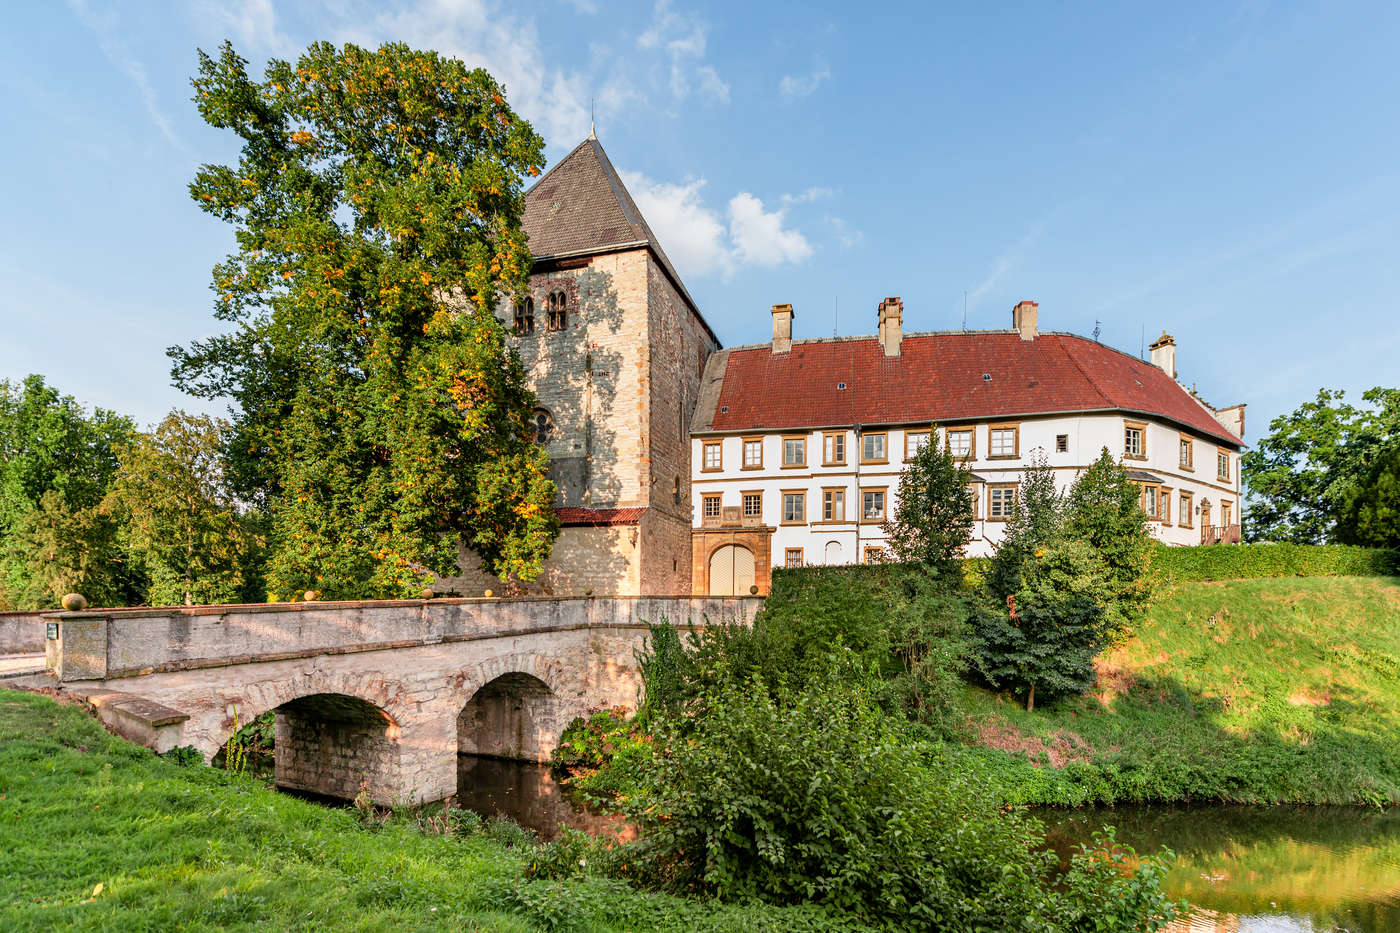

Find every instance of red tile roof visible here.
[555,507,647,527]
[702,332,1242,447]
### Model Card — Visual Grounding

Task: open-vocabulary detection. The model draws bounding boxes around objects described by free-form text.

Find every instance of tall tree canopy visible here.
[881,427,974,578]
[169,42,558,600]
[0,375,137,608]
[1242,387,1400,543]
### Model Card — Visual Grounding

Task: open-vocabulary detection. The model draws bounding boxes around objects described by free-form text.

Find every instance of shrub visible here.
[622,672,1177,931]
[882,427,975,577]
[1151,542,1399,581]
[986,451,1062,598]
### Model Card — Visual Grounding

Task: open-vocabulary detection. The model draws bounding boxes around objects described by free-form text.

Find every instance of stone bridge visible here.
[28,596,759,804]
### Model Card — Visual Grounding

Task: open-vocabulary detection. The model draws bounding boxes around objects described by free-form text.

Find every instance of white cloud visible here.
[638,0,729,104]
[824,215,864,249]
[198,0,296,56]
[728,193,813,267]
[621,171,813,280]
[619,171,731,278]
[67,0,188,152]
[779,67,830,98]
[781,186,834,205]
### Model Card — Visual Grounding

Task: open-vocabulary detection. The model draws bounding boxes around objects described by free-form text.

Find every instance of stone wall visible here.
[274,693,401,802]
[0,611,46,655]
[440,525,640,598]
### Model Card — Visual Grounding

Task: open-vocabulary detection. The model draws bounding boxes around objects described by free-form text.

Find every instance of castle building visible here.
[688,299,1245,596]
[449,135,1244,598]
[442,134,720,596]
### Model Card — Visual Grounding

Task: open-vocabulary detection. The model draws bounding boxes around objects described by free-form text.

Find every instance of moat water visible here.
[455,762,1400,931]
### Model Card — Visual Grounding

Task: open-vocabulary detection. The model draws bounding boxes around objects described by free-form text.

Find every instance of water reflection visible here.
[1039,805,1400,932]
[456,755,630,842]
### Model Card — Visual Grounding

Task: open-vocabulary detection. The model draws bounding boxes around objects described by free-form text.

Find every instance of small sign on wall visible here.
[46,622,58,640]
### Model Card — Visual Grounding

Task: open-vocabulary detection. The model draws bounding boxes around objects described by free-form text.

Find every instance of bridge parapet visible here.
[42,596,760,685]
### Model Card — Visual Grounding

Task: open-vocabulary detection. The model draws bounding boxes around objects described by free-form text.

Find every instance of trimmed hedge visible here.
[1149,543,1397,581]
[773,545,1397,590]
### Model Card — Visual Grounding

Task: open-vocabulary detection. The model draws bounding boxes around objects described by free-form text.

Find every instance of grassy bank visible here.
[946,575,1400,806]
[0,690,865,932]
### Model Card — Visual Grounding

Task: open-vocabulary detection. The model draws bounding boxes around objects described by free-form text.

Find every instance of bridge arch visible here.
[455,653,576,763]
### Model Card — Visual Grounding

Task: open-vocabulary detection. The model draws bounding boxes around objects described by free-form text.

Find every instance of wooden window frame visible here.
[701,493,722,520]
[859,486,888,524]
[781,434,807,469]
[741,490,763,520]
[1221,499,1234,526]
[1217,449,1231,482]
[1139,483,1165,522]
[1124,421,1147,461]
[988,422,1020,460]
[860,431,888,465]
[1179,435,1194,472]
[741,436,764,470]
[784,548,804,569]
[701,440,722,473]
[1055,433,1069,454]
[513,296,535,335]
[545,290,568,332]
[946,426,976,461]
[820,486,847,523]
[904,429,930,462]
[863,545,885,565]
[1178,491,1194,528]
[822,431,847,466]
[1160,486,1172,525]
[781,489,807,525]
[987,482,1018,521]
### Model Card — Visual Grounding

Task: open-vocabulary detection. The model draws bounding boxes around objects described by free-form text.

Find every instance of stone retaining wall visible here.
[0,611,46,655]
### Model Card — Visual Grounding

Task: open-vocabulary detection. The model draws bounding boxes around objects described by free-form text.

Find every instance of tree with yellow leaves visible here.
[170,41,558,600]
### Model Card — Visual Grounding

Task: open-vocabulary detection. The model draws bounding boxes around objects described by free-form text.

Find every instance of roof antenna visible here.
[834,293,839,338]
[962,290,968,330]
[1140,323,1145,359]
[1092,319,1101,342]
[588,98,596,140]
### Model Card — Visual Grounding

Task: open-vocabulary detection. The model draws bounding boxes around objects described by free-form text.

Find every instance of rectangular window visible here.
[1222,500,1233,526]
[702,441,721,471]
[1217,451,1231,482]
[861,488,886,522]
[863,546,885,564]
[905,430,930,460]
[822,432,846,465]
[1139,484,1167,521]
[989,424,1019,459]
[782,491,806,524]
[822,488,845,522]
[947,428,974,459]
[742,492,762,518]
[988,484,1017,520]
[1056,434,1069,454]
[1179,491,1193,528]
[782,436,806,468]
[1160,486,1172,525]
[702,494,721,519]
[1124,422,1146,460]
[861,432,887,463]
[742,437,763,469]
[785,548,804,569]
[1179,436,1194,470]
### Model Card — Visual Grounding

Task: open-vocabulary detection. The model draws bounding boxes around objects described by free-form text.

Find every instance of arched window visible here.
[514,297,535,335]
[532,408,554,446]
[546,290,568,331]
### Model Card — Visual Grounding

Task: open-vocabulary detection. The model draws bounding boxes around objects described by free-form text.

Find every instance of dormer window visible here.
[546,290,568,331]
[514,297,535,335]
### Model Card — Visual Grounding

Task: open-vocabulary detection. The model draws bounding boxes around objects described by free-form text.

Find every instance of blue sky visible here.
[3,1,1398,443]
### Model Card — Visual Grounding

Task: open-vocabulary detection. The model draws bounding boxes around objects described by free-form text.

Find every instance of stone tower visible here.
[444,135,720,596]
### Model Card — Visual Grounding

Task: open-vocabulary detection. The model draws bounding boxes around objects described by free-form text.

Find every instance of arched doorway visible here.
[709,544,755,596]
[457,672,560,762]
[824,541,843,566]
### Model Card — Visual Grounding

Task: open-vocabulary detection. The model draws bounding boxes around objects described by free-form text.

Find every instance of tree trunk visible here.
[1026,683,1035,713]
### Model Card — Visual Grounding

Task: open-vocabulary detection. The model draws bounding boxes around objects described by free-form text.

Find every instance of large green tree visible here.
[0,375,138,608]
[103,413,263,607]
[1243,387,1400,543]
[1336,446,1400,548]
[881,426,974,577]
[170,42,558,600]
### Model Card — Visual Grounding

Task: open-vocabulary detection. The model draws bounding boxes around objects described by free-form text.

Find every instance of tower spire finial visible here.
[588,98,596,140]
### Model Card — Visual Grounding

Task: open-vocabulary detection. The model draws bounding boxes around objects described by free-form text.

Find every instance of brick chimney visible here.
[1149,331,1176,379]
[771,303,794,354]
[877,297,903,357]
[1012,300,1038,341]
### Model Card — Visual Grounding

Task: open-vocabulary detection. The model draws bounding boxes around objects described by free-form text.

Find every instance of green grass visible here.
[950,576,1400,806]
[0,690,862,932]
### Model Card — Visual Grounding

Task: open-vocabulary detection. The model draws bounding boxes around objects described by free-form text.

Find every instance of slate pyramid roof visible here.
[522,136,707,331]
